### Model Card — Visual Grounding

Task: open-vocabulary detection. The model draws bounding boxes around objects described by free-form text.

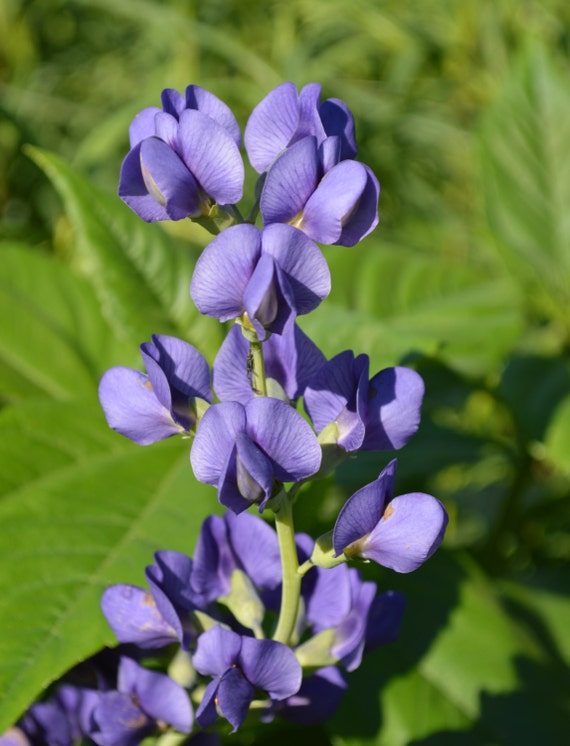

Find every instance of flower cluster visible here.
[5,82,448,745]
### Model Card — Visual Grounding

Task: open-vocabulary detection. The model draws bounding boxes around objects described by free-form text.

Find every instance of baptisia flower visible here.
[190,223,330,339]
[99,334,212,445]
[304,350,424,454]
[260,136,379,246]
[245,81,357,173]
[332,459,448,572]
[193,625,302,732]
[90,657,192,746]
[190,398,322,514]
[119,85,243,222]
[213,319,326,404]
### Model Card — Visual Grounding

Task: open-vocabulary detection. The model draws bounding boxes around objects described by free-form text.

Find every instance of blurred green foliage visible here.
[1,0,569,743]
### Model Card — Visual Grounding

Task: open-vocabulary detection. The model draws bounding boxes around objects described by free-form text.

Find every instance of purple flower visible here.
[260,136,379,246]
[193,625,302,732]
[191,512,281,605]
[190,223,330,339]
[273,666,347,725]
[333,459,448,572]
[190,398,322,513]
[119,85,243,222]
[304,351,424,452]
[90,657,192,746]
[99,334,212,445]
[245,82,357,173]
[213,319,326,404]
[102,550,201,649]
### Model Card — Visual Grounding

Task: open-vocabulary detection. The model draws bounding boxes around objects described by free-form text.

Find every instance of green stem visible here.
[272,494,301,644]
[249,338,267,396]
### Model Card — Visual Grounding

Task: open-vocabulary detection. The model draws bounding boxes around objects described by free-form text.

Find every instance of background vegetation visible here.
[1,0,569,743]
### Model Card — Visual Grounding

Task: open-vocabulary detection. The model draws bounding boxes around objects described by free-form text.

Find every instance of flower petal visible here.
[239,637,302,700]
[319,98,357,160]
[134,664,193,734]
[245,82,300,172]
[190,401,246,485]
[216,667,254,732]
[190,224,260,321]
[337,165,380,246]
[185,84,241,146]
[98,366,181,445]
[129,106,161,147]
[365,590,406,651]
[101,584,177,648]
[178,109,244,205]
[362,492,448,572]
[118,144,171,222]
[226,511,282,591]
[193,625,242,677]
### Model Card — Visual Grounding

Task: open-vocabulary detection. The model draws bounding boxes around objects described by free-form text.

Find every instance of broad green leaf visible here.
[480,44,570,325]
[25,147,223,360]
[0,243,127,402]
[331,552,567,746]
[0,397,219,730]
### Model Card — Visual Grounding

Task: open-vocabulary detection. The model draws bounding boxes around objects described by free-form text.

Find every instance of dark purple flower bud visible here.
[260,136,379,246]
[274,666,347,725]
[190,398,322,513]
[190,224,330,338]
[213,319,326,404]
[193,625,302,732]
[99,334,212,446]
[333,459,448,572]
[119,85,243,222]
[90,657,192,746]
[304,351,424,452]
[364,590,406,652]
[245,82,357,173]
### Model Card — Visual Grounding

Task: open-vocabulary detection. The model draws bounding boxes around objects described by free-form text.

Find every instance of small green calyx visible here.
[295,628,338,669]
[298,531,347,575]
[218,569,265,637]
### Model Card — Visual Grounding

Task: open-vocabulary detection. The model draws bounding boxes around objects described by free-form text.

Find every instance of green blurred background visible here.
[1,0,569,743]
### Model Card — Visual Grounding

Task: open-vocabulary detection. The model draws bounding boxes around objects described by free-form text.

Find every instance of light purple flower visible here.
[102,550,201,649]
[193,625,302,732]
[190,398,322,513]
[333,459,448,572]
[245,82,357,173]
[304,351,425,452]
[260,136,379,246]
[119,85,243,222]
[213,319,326,404]
[90,657,192,746]
[190,223,330,339]
[99,334,212,445]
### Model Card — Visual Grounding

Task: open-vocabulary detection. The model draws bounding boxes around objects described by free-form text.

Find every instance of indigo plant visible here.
[3,82,448,745]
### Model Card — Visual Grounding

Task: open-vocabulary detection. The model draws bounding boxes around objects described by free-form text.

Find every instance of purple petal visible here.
[336,165,380,246]
[297,83,326,142]
[261,224,331,314]
[242,254,293,337]
[245,398,321,482]
[362,492,449,572]
[332,574,377,671]
[98,366,181,444]
[212,326,255,404]
[193,625,242,677]
[304,564,352,631]
[92,691,152,746]
[191,401,246,485]
[239,637,302,699]
[332,460,397,556]
[178,109,244,205]
[244,82,300,172]
[234,432,275,507]
[195,679,220,729]
[118,144,171,222]
[154,112,179,149]
[318,135,341,173]
[143,335,212,402]
[101,585,177,648]
[365,590,406,651]
[190,224,260,321]
[319,98,357,160]
[129,107,161,147]
[185,85,241,146]
[191,515,234,602]
[0,728,31,746]
[133,664,193,733]
[300,160,368,244]
[145,550,195,645]
[216,666,254,732]
[139,137,202,219]
[225,511,282,591]
[217,444,256,514]
[161,88,186,117]
[260,137,319,225]
[362,366,424,450]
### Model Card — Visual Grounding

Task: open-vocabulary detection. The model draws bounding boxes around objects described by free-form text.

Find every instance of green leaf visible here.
[25,146,223,360]
[0,397,219,730]
[480,43,570,325]
[0,242,126,402]
[330,552,567,746]
[543,393,570,475]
